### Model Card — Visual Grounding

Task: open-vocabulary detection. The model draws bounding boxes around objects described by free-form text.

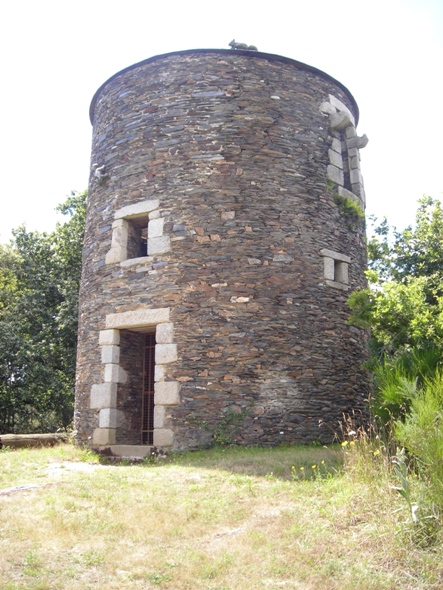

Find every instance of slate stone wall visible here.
[74,49,370,451]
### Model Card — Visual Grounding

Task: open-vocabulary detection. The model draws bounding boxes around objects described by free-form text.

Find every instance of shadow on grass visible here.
[99,444,344,481]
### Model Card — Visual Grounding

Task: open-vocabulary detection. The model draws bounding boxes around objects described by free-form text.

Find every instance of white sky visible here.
[0,0,442,242]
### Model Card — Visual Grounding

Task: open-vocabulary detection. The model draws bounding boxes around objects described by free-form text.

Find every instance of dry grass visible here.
[0,443,442,589]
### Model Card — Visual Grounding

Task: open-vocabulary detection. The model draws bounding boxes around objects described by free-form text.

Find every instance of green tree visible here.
[0,191,86,433]
[348,196,443,355]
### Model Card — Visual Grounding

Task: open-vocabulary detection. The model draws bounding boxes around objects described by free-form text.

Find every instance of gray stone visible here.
[347,134,369,149]
[104,364,128,384]
[329,111,353,131]
[148,217,164,238]
[327,165,344,185]
[331,138,342,153]
[328,149,343,169]
[114,199,159,220]
[90,383,117,409]
[156,322,174,344]
[155,343,178,365]
[153,405,166,428]
[148,235,171,255]
[99,330,120,346]
[106,308,170,329]
[92,428,116,446]
[153,429,174,447]
[320,249,351,263]
[101,345,120,364]
[99,408,123,428]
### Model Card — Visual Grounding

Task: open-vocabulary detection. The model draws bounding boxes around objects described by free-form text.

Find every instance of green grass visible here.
[0,443,442,589]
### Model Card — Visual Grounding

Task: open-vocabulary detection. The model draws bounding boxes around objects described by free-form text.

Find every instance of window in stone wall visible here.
[105,199,171,265]
[320,248,351,290]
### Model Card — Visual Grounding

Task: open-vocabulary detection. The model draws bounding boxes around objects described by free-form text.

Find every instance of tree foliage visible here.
[0,191,86,434]
[348,196,443,356]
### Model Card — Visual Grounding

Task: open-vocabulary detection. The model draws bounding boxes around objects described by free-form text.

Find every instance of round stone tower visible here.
[74,48,370,457]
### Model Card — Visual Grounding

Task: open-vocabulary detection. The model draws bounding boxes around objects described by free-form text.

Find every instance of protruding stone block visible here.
[148,236,171,255]
[114,199,160,220]
[319,101,336,116]
[328,95,356,126]
[347,134,369,149]
[90,383,117,409]
[153,428,174,447]
[104,364,128,383]
[92,427,116,446]
[156,322,174,344]
[101,345,120,364]
[148,217,164,238]
[99,329,120,346]
[345,125,357,139]
[155,343,178,364]
[154,381,180,405]
[329,111,353,131]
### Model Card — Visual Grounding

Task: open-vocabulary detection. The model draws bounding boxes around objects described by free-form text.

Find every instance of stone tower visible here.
[74,48,370,458]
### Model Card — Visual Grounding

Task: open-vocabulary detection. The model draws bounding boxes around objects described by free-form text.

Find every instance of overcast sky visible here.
[0,0,442,242]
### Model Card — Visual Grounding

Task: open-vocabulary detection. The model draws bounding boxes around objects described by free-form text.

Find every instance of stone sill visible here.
[107,445,153,459]
[120,256,153,268]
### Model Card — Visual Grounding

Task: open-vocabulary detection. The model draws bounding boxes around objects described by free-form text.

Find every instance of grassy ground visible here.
[0,443,442,590]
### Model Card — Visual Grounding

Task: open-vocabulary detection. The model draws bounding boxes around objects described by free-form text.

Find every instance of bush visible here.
[395,372,443,512]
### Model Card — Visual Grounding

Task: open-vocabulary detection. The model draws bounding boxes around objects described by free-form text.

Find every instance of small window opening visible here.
[139,227,148,257]
[141,333,156,445]
[334,260,348,284]
[127,219,148,260]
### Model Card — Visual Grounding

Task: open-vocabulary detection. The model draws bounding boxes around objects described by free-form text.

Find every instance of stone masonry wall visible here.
[74,49,370,451]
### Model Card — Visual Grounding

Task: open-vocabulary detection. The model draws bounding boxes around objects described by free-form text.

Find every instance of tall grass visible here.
[1,443,442,589]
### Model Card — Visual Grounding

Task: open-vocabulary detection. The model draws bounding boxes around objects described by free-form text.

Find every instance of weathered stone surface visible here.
[104,364,128,384]
[92,428,116,446]
[99,330,120,346]
[101,345,120,364]
[323,257,335,280]
[327,164,344,185]
[114,199,159,220]
[328,149,343,169]
[320,249,352,263]
[99,408,123,428]
[156,322,174,344]
[148,235,171,255]
[155,344,178,365]
[90,383,117,409]
[153,429,174,447]
[154,405,166,428]
[75,49,369,453]
[154,381,180,405]
[148,217,164,238]
[106,308,170,329]
[329,111,353,131]
[328,94,356,126]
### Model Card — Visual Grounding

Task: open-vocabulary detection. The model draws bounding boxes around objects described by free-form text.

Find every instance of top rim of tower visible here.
[89,48,359,125]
